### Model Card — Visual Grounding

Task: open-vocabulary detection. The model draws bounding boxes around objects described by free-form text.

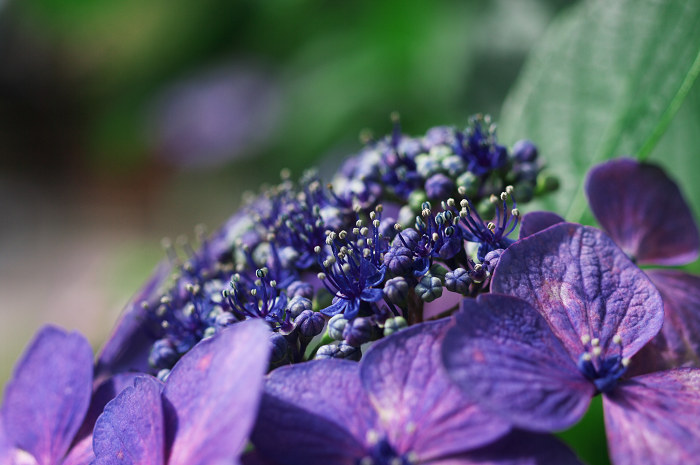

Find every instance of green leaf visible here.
[498,0,700,222]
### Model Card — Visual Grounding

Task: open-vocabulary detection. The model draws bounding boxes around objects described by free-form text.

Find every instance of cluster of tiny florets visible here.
[138,115,551,373]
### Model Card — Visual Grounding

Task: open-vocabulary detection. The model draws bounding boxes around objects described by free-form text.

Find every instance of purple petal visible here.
[360,287,384,302]
[603,368,700,465]
[429,430,584,465]
[163,319,270,465]
[64,374,142,465]
[0,425,16,465]
[361,319,509,460]
[647,269,700,366]
[96,260,172,377]
[61,437,93,465]
[442,295,594,432]
[1,326,93,465]
[321,297,350,317]
[585,158,699,266]
[0,426,38,465]
[492,223,663,362]
[251,360,375,465]
[73,373,142,447]
[518,211,565,239]
[92,376,165,465]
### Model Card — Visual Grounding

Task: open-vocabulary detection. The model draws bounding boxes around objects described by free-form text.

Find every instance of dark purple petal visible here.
[492,223,663,361]
[251,360,375,465]
[518,211,564,239]
[321,297,350,317]
[442,295,594,432]
[240,451,274,465]
[645,269,700,368]
[92,376,165,465]
[64,373,142,465]
[74,373,141,447]
[163,319,270,465]
[361,319,510,460]
[96,260,172,377]
[360,287,384,302]
[428,430,584,465]
[585,158,699,266]
[603,368,700,465]
[1,326,93,465]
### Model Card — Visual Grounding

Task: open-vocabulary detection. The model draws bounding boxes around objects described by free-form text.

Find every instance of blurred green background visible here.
[8,0,700,463]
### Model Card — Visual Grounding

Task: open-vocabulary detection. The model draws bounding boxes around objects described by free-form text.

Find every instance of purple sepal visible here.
[61,437,93,465]
[492,223,664,361]
[518,211,564,239]
[442,295,594,432]
[631,269,700,372]
[603,368,700,465]
[0,425,19,465]
[96,259,173,377]
[430,430,584,465]
[1,326,93,465]
[240,451,274,465]
[585,158,700,266]
[73,373,141,448]
[163,319,270,465]
[361,319,510,459]
[251,360,374,465]
[92,376,165,465]
[360,287,383,302]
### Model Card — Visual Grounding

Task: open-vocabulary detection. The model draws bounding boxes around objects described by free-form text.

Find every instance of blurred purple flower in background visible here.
[443,223,700,465]
[149,63,282,168]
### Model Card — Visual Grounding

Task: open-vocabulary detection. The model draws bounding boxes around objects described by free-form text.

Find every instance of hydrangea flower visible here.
[250,319,582,465]
[586,158,700,370]
[0,326,139,465]
[92,319,269,465]
[92,118,547,375]
[442,223,700,465]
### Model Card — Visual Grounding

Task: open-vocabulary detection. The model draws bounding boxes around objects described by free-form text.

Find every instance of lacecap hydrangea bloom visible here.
[94,115,553,379]
[4,113,700,465]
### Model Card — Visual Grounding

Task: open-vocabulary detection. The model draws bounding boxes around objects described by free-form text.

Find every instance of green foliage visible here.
[499,0,700,223]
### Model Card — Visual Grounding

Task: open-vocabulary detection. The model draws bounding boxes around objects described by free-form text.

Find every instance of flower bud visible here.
[445,268,471,295]
[288,295,313,318]
[296,310,326,338]
[342,317,375,347]
[328,314,349,340]
[149,339,179,370]
[383,276,409,304]
[383,316,408,337]
[512,139,538,162]
[287,281,314,300]
[415,274,443,302]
